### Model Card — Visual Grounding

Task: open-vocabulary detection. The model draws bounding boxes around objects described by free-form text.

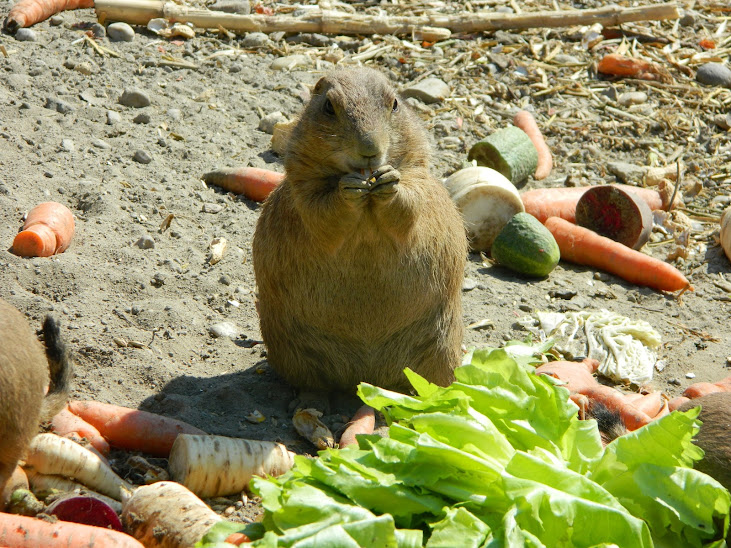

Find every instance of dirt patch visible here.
[1,0,730,519]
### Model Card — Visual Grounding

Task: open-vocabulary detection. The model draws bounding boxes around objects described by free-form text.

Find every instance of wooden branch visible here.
[95,0,680,40]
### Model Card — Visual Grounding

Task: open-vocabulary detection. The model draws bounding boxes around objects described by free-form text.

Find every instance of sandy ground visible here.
[1,0,730,514]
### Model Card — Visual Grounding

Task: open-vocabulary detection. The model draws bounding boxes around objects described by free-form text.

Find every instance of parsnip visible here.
[168,434,295,498]
[122,481,222,548]
[23,433,132,500]
[25,469,123,513]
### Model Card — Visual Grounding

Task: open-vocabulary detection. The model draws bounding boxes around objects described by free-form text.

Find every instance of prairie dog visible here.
[253,67,467,393]
[677,392,731,493]
[0,298,72,499]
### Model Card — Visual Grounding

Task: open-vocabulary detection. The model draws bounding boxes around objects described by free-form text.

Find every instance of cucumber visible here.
[467,126,538,187]
[491,212,560,277]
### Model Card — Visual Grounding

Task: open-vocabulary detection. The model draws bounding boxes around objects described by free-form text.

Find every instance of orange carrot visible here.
[578,385,654,431]
[596,53,669,82]
[668,396,691,411]
[67,401,206,457]
[12,202,75,257]
[713,375,731,389]
[544,216,692,293]
[683,382,724,399]
[225,533,252,545]
[626,391,667,418]
[513,110,552,180]
[203,167,283,202]
[51,407,111,456]
[534,358,600,393]
[520,184,667,224]
[339,405,376,449]
[4,0,94,32]
[0,511,144,548]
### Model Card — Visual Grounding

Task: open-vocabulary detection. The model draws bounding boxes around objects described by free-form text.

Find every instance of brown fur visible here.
[253,67,467,393]
[678,392,731,493]
[0,298,72,499]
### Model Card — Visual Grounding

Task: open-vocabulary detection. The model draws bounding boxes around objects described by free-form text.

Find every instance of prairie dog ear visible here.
[312,77,327,95]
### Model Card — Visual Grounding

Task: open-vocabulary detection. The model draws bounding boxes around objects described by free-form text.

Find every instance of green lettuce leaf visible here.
[245,344,730,547]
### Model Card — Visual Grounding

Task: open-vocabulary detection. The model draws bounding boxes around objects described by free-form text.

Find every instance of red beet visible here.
[575,185,653,250]
[46,494,123,531]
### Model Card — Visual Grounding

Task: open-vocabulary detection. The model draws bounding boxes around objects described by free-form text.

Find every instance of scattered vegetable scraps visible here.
[520,309,661,384]
[198,345,730,547]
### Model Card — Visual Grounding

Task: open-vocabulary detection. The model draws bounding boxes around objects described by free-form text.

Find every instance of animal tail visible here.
[39,315,73,422]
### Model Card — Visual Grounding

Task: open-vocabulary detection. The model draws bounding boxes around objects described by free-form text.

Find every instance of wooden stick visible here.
[95,0,680,40]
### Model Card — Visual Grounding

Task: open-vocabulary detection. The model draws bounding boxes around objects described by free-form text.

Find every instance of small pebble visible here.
[712,113,731,131]
[74,62,94,75]
[44,97,74,114]
[89,23,106,39]
[133,150,152,164]
[106,110,122,125]
[402,78,450,104]
[151,272,166,286]
[287,33,332,47]
[92,138,111,149]
[606,161,646,184]
[15,28,37,42]
[167,108,182,121]
[135,235,155,249]
[209,321,238,339]
[241,32,268,47]
[553,54,581,65]
[107,22,135,42]
[696,62,731,89]
[258,111,287,134]
[617,91,647,107]
[202,203,224,214]
[60,139,74,152]
[119,88,151,108]
[462,278,477,291]
[208,0,250,13]
[270,55,309,71]
[685,372,696,379]
[133,112,151,124]
[219,274,231,285]
[679,10,697,27]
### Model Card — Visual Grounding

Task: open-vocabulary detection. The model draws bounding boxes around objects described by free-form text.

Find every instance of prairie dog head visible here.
[285,68,426,179]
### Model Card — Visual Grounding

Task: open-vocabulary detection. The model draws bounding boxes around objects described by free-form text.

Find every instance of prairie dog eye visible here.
[392,98,399,112]
[323,99,335,115]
